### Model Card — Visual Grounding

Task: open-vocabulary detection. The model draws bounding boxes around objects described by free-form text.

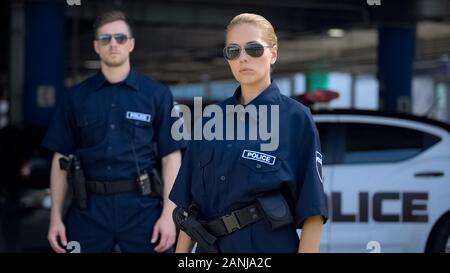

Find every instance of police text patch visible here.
[242,150,276,165]
[126,111,151,123]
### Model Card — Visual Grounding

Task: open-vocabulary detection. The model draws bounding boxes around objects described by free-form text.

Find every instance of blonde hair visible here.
[226,13,278,47]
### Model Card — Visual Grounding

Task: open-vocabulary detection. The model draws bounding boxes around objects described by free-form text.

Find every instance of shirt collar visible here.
[93,68,140,91]
[225,81,281,120]
[230,81,281,106]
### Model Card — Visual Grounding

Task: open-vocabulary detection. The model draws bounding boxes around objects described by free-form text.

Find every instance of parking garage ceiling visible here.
[25,0,450,83]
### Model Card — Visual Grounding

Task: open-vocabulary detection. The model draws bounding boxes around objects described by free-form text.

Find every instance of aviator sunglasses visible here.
[96,33,130,45]
[223,42,273,60]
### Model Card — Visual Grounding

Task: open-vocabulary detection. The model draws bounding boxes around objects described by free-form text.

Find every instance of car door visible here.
[329,115,442,252]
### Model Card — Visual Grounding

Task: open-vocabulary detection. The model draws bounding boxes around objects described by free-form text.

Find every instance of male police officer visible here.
[43,11,185,253]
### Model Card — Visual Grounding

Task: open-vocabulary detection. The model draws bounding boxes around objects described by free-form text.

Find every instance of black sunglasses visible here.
[96,33,130,45]
[223,42,272,60]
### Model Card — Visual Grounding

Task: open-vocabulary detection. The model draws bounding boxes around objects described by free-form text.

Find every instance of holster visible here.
[149,169,163,197]
[72,167,87,209]
[173,205,219,253]
[59,155,87,209]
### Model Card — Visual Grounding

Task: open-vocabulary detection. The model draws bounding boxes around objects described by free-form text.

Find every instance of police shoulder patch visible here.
[316,151,323,183]
[242,150,276,165]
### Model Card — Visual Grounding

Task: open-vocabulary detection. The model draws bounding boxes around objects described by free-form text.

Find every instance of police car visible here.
[312,109,450,253]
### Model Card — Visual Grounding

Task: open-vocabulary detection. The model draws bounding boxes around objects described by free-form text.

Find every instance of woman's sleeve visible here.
[294,109,329,229]
[169,139,196,209]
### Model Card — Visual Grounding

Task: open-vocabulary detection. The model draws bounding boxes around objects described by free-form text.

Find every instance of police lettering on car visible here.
[43,11,185,253]
[169,13,328,253]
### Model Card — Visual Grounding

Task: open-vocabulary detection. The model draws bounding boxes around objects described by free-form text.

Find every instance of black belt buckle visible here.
[221,212,241,233]
[94,181,108,194]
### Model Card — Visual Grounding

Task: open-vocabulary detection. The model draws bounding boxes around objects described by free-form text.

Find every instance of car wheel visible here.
[447,235,450,253]
[426,215,450,253]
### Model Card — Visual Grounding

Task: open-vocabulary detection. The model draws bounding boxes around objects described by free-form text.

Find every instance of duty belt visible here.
[204,203,264,237]
[86,179,137,194]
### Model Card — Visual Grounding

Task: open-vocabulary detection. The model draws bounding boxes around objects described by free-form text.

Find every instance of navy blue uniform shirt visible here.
[169,82,328,252]
[43,69,186,181]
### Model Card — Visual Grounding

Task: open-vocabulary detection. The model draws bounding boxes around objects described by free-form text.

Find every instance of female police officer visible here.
[169,13,328,253]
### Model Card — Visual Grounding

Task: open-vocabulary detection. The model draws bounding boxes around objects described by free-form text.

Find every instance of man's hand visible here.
[48,216,67,253]
[151,210,177,252]
[151,150,181,253]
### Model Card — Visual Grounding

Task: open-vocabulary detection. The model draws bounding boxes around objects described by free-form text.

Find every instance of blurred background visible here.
[0,0,449,252]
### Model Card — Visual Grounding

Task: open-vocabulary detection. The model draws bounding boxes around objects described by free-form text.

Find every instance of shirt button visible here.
[110,124,115,129]
[111,103,116,108]
[227,143,232,148]
[107,165,111,170]
[256,164,262,169]
[220,175,226,181]
[108,146,112,150]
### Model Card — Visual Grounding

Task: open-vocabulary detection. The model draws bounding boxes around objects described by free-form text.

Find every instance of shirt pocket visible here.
[75,110,103,148]
[238,153,282,186]
[124,113,153,147]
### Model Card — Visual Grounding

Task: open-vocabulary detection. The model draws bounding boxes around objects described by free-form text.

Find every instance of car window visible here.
[341,122,441,164]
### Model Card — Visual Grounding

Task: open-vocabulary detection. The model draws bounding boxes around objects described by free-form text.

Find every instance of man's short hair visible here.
[93,10,133,38]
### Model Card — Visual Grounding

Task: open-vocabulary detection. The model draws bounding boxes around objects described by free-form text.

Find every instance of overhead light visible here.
[328,28,345,38]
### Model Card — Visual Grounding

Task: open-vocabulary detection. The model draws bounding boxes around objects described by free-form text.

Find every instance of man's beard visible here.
[102,55,127,67]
